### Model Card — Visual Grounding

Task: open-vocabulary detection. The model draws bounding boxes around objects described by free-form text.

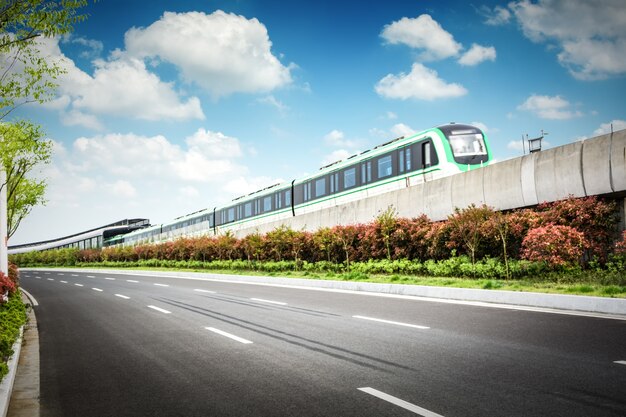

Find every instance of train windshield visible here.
[447,131,488,165]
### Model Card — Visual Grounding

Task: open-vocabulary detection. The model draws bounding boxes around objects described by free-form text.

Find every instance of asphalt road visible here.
[19,269,626,417]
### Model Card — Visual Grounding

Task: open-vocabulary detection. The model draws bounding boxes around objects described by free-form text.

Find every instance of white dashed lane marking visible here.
[205,327,253,344]
[153,283,169,287]
[194,289,216,294]
[358,387,445,417]
[250,298,287,306]
[353,315,430,330]
[147,305,171,314]
[115,294,130,300]
[92,288,103,292]
[126,280,139,283]
[74,283,83,287]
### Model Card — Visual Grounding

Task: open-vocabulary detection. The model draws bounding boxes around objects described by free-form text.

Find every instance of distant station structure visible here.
[8,219,149,254]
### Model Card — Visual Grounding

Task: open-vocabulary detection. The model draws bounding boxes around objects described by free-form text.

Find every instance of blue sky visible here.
[10,0,626,244]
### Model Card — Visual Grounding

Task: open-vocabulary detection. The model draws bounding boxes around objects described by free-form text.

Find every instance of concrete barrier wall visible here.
[229,130,626,237]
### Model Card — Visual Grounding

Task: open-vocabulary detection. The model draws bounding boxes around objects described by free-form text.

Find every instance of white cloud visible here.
[33,37,204,123]
[257,95,288,114]
[323,130,360,149]
[124,10,293,97]
[71,57,204,121]
[380,14,462,61]
[62,35,104,59]
[180,186,199,198]
[518,94,582,120]
[593,119,626,135]
[470,122,489,133]
[109,180,137,198]
[70,129,244,182]
[321,149,352,166]
[390,123,415,137]
[375,63,467,100]
[509,0,626,79]
[507,140,525,151]
[478,5,512,26]
[60,110,104,130]
[458,44,496,66]
[223,176,284,198]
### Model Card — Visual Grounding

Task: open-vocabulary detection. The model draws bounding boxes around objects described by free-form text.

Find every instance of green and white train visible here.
[107,123,491,246]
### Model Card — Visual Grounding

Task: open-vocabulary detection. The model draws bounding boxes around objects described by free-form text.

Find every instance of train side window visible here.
[330,172,339,194]
[377,155,392,179]
[244,202,252,217]
[315,177,326,198]
[399,149,405,173]
[406,148,412,171]
[344,168,356,189]
[285,189,291,206]
[424,142,431,167]
[303,182,312,201]
[275,192,282,210]
[263,196,272,212]
[227,207,235,223]
[361,161,372,184]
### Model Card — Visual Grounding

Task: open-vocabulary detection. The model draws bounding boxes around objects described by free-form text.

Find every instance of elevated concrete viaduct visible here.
[227,128,626,237]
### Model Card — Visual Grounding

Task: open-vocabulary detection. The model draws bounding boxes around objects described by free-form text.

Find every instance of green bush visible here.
[0,293,27,381]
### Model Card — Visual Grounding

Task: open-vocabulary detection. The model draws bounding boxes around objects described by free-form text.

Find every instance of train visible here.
[106,123,491,247]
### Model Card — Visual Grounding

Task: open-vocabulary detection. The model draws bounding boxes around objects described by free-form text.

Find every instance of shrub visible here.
[538,196,619,262]
[0,272,17,303]
[521,224,586,268]
[0,293,27,380]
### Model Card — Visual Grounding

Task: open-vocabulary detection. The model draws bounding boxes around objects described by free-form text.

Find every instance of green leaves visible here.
[0,119,51,238]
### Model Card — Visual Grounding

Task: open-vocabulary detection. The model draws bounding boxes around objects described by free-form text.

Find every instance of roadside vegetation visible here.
[10,196,626,298]
[0,264,27,381]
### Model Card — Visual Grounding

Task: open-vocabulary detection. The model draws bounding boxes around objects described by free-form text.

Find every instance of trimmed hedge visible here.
[10,196,625,275]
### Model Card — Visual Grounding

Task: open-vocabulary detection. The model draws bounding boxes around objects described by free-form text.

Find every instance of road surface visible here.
[19,269,626,417]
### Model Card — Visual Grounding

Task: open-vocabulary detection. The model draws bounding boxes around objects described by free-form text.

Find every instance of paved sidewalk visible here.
[7,296,39,417]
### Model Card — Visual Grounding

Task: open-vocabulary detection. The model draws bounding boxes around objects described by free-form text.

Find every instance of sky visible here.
[9,0,626,245]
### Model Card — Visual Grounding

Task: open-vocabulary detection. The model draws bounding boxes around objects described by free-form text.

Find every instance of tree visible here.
[0,0,88,240]
[1,0,88,120]
[0,120,50,238]
[447,204,494,266]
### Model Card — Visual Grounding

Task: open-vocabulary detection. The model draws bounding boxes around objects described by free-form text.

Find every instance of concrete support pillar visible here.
[0,169,7,275]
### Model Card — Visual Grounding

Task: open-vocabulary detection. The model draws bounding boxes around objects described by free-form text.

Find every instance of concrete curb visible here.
[0,325,23,417]
[26,267,626,318]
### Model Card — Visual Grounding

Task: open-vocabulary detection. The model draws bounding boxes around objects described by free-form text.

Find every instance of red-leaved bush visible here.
[521,224,587,267]
[0,271,17,303]
[614,231,626,256]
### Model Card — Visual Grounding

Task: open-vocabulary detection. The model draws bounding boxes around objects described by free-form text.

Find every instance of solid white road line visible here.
[126,280,139,283]
[74,283,83,287]
[194,289,216,294]
[105,277,115,280]
[204,327,253,344]
[614,360,626,366]
[358,387,445,417]
[250,297,287,306]
[92,288,103,292]
[153,283,169,287]
[147,305,171,314]
[115,294,130,299]
[353,315,430,330]
[60,281,68,284]
[20,289,39,306]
